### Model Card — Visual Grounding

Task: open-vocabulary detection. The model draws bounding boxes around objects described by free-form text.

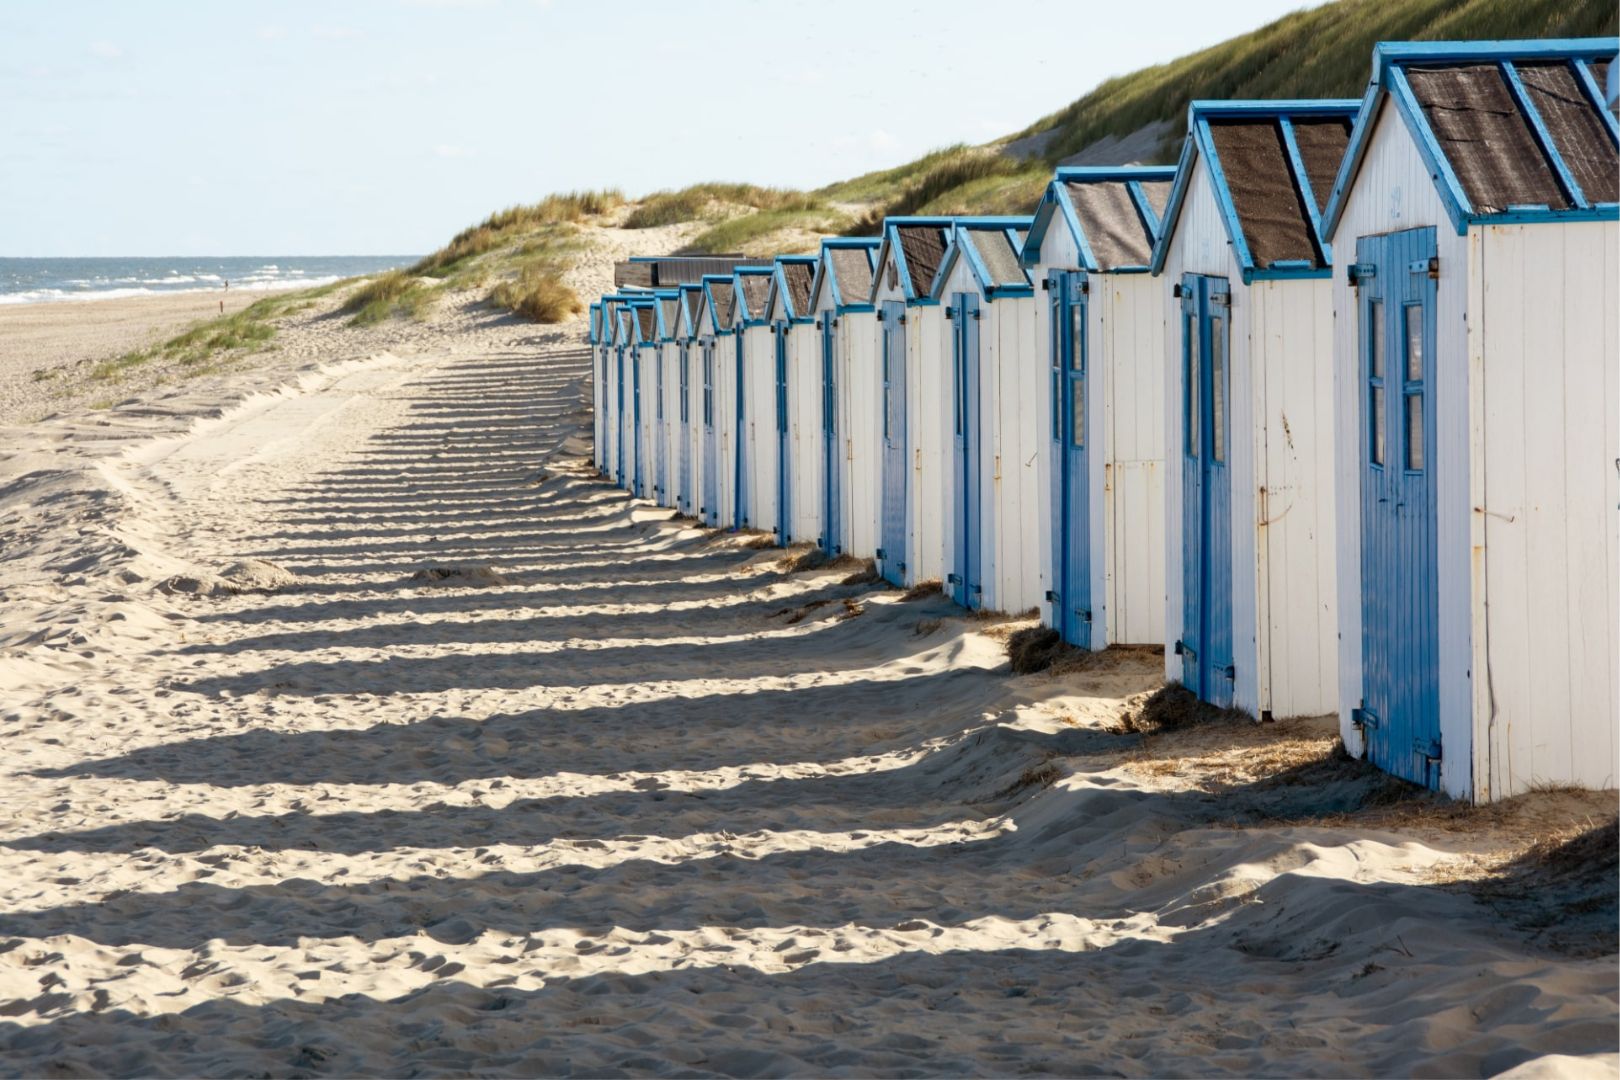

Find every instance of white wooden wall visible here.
[684,341,705,518]
[742,323,777,534]
[1329,104,1473,795]
[713,334,738,527]
[1032,223,1076,634]
[594,344,608,472]
[637,344,659,501]
[1473,219,1619,798]
[840,311,882,560]
[1248,278,1337,718]
[906,303,950,585]
[1098,273,1168,647]
[785,321,821,545]
[659,342,680,509]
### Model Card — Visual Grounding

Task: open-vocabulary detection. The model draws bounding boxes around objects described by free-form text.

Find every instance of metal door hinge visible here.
[1415,738,1442,762]
[1078,609,1092,623]
[1223,664,1236,680]
[947,573,962,585]
[1045,589,1058,603]
[1041,279,1051,291]
[898,314,907,325]
[972,310,981,321]
[1172,283,1183,298]
[876,547,887,559]
[1348,262,1376,285]
[1078,281,1089,295]
[1352,705,1377,730]
[1409,257,1439,279]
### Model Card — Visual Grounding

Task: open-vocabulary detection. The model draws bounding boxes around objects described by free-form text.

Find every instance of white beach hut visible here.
[806,237,880,556]
[733,265,777,535]
[697,276,740,528]
[627,299,661,501]
[652,290,683,509]
[606,297,635,489]
[588,301,605,474]
[671,283,706,518]
[765,255,820,544]
[1151,98,1358,719]
[1320,38,1619,799]
[1022,167,1175,649]
[929,217,1041,615]
[869,217,956,589]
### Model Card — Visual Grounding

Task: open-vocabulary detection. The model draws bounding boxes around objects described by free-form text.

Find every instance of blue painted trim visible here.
[1573,59,1620,145]
[929,220,1035,301]
[1192,115,1257,274]
[1501,60,1588,210]
[876,217,958,303]
[1386,65,1474,236]
[1150,130,1201,275]
[811,237,880,311]
[1465,205,1619,225]
[1020,187,1063,268]
[1277,117,1331,266]
[1125,180,1163,237]
[1323,39,1618,239]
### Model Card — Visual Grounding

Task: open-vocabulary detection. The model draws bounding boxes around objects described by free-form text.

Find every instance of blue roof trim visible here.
[1276,118,1331,266]
[931,217,1036,301]
[1322,37,1620,239]
[1500,60,1589,210]
[767,255,818,324]
[1024,166,1178,270]
[811,237,879,314]
[873,217,957,305]
[1572,59,1620,145]
[699,274,737,336]
[1151,99,1359,280]
[732,265,776,326]
[587,302,601,345]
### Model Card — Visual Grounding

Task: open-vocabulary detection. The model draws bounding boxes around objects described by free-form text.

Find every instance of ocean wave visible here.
[0,276,343,306]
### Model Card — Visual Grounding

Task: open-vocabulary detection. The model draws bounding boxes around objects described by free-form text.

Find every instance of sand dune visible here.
[0,237,1615,1076]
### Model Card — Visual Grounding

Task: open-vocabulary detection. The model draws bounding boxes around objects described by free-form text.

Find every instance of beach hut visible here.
[1022,167,1175,648]
[650,290,682,508]
[627,299,661,500]
[609,298,635,489]
[807,237,880,556]
[1150,98,1359,719]
[765,255,819,544]
[671,283,706,517]
[588,301,605,473]
[1319,38,1619,799]
[869,217,956,589]
[697,275,739,527]
[594,296,624,483]
[733,264,777,535]
[929,217,1041,614]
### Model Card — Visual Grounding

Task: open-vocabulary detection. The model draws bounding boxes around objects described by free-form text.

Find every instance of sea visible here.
[0,256,419,305]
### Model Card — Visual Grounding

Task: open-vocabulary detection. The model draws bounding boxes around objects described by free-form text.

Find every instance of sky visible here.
[2,0,1324,257]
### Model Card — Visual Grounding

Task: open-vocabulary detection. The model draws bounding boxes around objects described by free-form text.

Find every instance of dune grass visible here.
[89,292,308,381]
[624,183,826,229]
[409,190,622,279]
[341,270,438,326]
[679,208,853,256]
[490,264,584,323]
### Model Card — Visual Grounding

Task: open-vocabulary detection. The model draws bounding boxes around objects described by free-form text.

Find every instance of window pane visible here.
[1404,303,1423,382]
[1406,393,1424,470]
[1211,316,1226,464]
[1185,314,1199,457]
[1070,377,1085,447]
[1049,302,1060,372]
[1370,386,1385,465]
[1069,303,1084,371]
[1368,300,1384,379]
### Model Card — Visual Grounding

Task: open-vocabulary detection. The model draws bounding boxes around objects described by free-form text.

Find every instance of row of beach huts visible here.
[586,38,1620,803]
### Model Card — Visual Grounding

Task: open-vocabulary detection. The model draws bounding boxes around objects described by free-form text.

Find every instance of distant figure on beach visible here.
[221,278,229,313]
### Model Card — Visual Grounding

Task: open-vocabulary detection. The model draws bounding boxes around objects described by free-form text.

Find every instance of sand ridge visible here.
[0,231,1615,1076]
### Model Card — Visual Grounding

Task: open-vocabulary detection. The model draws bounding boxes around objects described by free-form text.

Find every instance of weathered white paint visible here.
[636,343,660,502]
[659,340,681,509]
[840,310,881,560]
[936,254,1044,615]
[1161,154,1338,719]
[740,321,777,535]
[712,332,739,528]
[784,320,821,545]
[1327,97,1618,801]
[1031,216,1168,648]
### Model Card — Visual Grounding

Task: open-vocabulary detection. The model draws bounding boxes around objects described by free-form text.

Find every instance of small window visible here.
[1210,316,1226,464]
[1405,393,1424,471]
[1370,387,1386,466]
[1367,299,1385,467]
[956,343,966,438]
[1070,378,1085,448]
[1368,301,1384,380]
[1069,302,1084,372]
[1403,303,1422,382]
[1184,314,1199,458]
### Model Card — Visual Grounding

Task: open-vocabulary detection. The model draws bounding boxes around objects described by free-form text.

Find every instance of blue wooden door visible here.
[1178,274,1234,706]
[1357,227,1441,786]
[678,345,691,514]
[1049,271,1092,648]
[949,294,983,610]
[654,349,667,503]
[734,334,748,529]
[820,314,842,553]
[614,346,626,486]
[879,301,908,586]
[774,324,791,542]
[702,341,718,526]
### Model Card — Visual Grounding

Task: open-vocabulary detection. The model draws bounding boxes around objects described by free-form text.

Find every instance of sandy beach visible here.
[0,226,1615,1077]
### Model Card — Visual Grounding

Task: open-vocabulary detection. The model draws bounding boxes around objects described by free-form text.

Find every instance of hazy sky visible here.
[3,0,1325,257]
